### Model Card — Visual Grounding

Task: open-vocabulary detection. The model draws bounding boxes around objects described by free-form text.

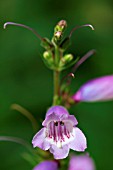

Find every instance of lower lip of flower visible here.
[46,121,74,148]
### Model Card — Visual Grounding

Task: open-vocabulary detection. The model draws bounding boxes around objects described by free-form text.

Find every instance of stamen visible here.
[54,122,58,126]
[48,120,72,144]
[3,22,43,40]
[53,124,56,141]
[60,121,64,126]
[58,122,61,141]
[69,24,94,38]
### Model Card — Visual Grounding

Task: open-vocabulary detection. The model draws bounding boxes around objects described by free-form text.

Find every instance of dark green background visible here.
[0,0,113,169]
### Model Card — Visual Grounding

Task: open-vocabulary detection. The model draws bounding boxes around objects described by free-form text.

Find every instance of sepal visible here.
[60,37,70,51]
[41,38,53,50]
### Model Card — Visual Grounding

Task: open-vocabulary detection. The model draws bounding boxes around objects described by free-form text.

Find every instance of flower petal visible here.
[32,128,50,150]
[63,115,78,126]
[42,112,60,126]
[49,144,70,159]
[43,106,69,126]
[33,161,58,170]
[72,75,113,102]
[69,127,87,151]
[46,105,69,117]
[68,154,95,170]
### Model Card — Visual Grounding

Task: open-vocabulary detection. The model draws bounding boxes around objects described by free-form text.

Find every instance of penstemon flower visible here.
[32,106,87,159]
[72,75,113,103]
[68,154,95,170]
[4,19,113,169]
[33,160,58,170]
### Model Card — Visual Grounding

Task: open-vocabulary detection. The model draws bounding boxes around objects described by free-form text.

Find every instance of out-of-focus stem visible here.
[11,104,38,132]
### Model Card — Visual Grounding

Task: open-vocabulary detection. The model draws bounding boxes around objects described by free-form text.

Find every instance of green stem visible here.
[52,43,62,105]
[53,70,60,105]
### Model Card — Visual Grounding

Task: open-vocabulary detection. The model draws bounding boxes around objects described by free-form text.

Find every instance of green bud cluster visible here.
[41,20,78,71]
[53,20,67,44]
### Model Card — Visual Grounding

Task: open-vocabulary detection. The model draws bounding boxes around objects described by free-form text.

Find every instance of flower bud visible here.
[33,161,58,170]
[43,51,54,68]
[58,20,67,27]
[43,51,53,60]
[69,154,95,170]
[59,54,73,67]
[43,51,51,59]
[55,20,67,32]
[72,75,113,102]
[54,31,62,40]
[63,54,73,62]
[53,20,67,43]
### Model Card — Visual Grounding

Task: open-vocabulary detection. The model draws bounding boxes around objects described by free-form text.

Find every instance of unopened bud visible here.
[43,51,54,69]
[53,20,67,43]
[54,31,62,39]
[59,54,73,67]
[57,20,67,30]
[43,51,52,60]
[63,54,73,62]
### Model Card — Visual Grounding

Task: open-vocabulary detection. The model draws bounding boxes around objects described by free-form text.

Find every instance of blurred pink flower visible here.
[33,160,58,170]
[32,106,87,159]
[72,75,113,102]
[68,154,95,170]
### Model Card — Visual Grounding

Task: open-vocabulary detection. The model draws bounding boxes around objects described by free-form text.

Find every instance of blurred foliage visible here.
[0,0,113,169]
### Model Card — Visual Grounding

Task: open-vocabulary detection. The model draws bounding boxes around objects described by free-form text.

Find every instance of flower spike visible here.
[3,22,43,40]
[69,24,94,38]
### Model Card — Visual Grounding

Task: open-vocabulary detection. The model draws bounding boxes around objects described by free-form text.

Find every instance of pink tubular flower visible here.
[33,160,58,170]
[68,154,95,170]
[72,75,113,102]
[32,106,87,159]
